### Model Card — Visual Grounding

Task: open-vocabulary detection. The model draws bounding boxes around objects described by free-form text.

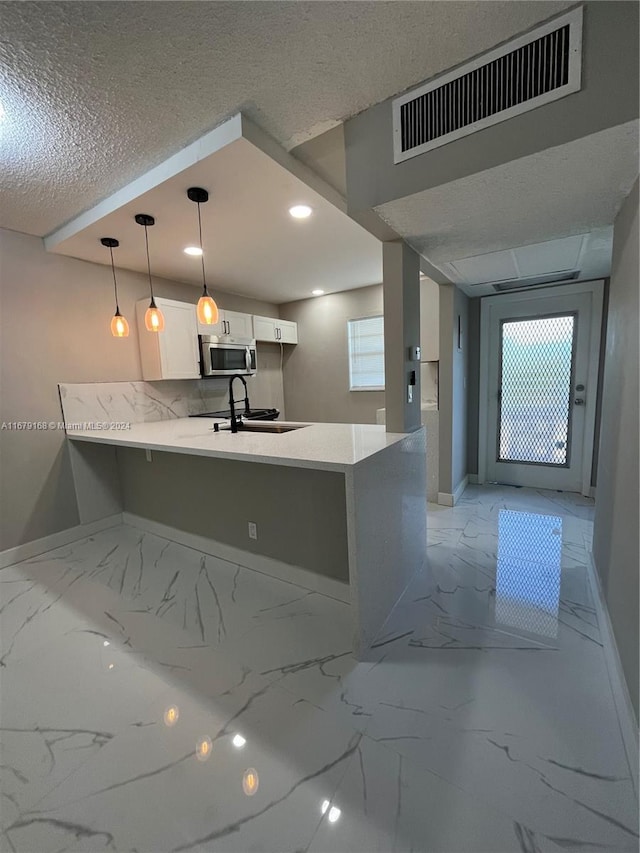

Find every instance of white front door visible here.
[480,281,603,493]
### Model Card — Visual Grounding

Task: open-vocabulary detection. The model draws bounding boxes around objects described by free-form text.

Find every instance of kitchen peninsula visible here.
[61,381,426,657]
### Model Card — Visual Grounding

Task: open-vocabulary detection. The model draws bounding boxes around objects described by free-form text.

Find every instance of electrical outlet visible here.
[248,522,258,540]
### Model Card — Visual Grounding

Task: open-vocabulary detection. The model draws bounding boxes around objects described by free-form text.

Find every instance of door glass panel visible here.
[498,314,575,466]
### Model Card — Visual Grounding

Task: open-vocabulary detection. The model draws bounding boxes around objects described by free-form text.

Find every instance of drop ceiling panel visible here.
[514,235,584,276]
[449,251,518,285]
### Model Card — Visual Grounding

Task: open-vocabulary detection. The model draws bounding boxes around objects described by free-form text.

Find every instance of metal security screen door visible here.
[481,282,603,493]
[498,314,576,466]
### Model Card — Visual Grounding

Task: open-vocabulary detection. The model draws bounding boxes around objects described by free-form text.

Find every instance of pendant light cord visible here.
[197,202,208,294]
[109,246,120,311]
[143,224,155,300]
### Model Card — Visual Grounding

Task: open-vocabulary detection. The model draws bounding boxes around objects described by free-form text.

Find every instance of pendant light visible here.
[187,187,219,325]
[135,213,165,332]
[101,237,130,337]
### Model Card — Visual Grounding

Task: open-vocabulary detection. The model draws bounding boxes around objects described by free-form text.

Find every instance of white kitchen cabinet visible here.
[278,319,298,344]
[252,315,298,344]
[196,309,253,341]
[136,298,200,380]
[223,310,254,341]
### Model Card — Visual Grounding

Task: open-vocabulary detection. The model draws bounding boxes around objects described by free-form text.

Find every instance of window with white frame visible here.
[348,316,385,391]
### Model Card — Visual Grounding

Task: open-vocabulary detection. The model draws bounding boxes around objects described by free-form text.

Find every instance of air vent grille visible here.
[492,270,579,292]
[393,8,582,163]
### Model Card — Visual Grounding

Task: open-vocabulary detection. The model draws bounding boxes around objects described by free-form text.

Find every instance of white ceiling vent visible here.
[393,7,583,163]
[492,270,580,293]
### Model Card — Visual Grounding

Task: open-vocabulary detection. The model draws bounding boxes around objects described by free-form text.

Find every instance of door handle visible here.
[574,398,585,406]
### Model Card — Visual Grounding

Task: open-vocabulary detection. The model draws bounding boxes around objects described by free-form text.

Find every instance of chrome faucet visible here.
[229,374,250,433]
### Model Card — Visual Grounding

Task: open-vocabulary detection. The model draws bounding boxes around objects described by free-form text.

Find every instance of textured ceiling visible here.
[375,121,639,272]
[0,0,572,236]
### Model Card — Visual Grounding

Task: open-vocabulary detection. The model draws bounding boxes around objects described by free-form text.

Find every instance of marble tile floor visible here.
[1,485,637,852]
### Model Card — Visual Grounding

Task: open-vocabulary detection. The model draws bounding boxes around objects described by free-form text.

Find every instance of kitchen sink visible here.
[237,423,308,434]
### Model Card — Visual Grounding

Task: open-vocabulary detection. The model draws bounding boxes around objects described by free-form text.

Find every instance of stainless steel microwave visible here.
[199,336,257,377]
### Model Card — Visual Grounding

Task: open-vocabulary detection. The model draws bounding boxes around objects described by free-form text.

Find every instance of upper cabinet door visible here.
[157,300,200,379]
[196,313,225,337]
[137,298,200,380]
[223,310,254,341]
[253,315,278,342]
[277,320,298,344]
[252,315,298,344]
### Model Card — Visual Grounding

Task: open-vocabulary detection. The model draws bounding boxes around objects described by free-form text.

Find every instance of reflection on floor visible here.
[1,486,637,852]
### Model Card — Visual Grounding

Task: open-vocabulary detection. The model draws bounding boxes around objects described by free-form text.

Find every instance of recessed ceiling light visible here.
[289,205,312,219]
[184,246,203,256]
[312,289,325,296]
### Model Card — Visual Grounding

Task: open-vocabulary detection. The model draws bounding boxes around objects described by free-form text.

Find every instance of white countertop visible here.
[66,418,411,473]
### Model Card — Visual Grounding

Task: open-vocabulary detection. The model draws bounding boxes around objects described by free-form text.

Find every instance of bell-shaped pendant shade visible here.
[145,300,165,332]
[197,292,219,325]
[111,311,130,338]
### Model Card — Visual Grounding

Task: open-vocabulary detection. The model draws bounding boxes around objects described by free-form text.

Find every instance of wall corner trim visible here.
[0,514,123,570]
[587,552,639,793]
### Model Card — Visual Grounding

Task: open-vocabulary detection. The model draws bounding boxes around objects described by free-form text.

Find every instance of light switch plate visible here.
[407,385,413,404]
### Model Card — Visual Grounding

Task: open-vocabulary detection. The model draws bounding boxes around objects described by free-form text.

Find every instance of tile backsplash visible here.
[58,379,231,427]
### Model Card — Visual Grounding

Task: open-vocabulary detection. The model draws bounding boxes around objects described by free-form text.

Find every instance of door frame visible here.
[478,279,604,495]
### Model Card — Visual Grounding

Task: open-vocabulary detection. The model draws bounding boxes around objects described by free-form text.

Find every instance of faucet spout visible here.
[229,374,250,433]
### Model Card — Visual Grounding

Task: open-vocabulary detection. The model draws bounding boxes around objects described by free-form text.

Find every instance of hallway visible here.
[1,486,637,852]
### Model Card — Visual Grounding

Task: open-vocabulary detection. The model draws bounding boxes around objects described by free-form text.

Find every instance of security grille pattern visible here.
[498,315,575,465]
[399,24,570,153]
[495,510,562,638]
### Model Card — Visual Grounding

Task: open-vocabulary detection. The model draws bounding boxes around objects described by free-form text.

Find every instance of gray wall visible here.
[0,228,282,551]
[439,284,469,496]
[592,179,639,722]
[117,447,349,582]
[383,241,421,433]
[280,285,385,424]
[345,3,639,211]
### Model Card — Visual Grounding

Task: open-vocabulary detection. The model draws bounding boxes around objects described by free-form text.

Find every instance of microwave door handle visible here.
[245,347,251,373]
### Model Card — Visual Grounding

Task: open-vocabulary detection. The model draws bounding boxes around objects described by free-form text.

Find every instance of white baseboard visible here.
[587,552,639,795]
[0,514,123,570]
[122,512,351,604]
[437,492,454,507]
[437,475,469,507]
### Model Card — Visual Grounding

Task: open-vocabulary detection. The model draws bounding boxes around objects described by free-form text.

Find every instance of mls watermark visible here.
[1,421,131,431]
